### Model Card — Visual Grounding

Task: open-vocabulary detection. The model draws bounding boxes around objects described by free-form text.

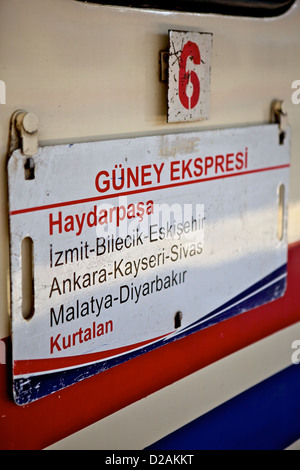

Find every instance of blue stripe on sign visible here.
[146,364,300,450]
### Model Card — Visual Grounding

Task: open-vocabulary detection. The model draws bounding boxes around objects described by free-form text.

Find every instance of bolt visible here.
[22,112,39,134]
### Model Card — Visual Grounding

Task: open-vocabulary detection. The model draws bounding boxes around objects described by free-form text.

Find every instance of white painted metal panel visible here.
[1,0,300,347]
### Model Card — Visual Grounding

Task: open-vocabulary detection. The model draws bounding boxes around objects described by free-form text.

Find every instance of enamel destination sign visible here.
[8,124,290,404]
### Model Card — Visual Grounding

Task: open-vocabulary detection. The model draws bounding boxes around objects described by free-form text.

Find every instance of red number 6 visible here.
[179,41,200,110]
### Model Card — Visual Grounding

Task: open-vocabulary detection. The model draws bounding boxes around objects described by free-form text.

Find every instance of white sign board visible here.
[8,124,289,404]
[167,30,212,123]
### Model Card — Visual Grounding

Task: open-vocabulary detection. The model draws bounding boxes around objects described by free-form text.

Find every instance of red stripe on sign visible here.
[13,331,174,376]
[10,164,290,216]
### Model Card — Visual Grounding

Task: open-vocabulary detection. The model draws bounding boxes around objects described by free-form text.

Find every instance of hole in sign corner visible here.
[21,236,34,320]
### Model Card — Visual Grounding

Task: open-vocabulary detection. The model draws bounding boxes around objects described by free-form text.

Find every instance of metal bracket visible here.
[271,100,288,145]
[9,110,39,157]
